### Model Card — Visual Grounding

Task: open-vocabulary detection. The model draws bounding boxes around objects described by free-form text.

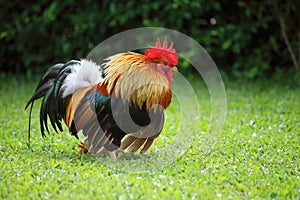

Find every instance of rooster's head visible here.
[145,38,178,67]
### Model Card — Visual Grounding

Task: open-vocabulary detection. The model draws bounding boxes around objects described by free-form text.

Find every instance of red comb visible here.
[145,38,178,66]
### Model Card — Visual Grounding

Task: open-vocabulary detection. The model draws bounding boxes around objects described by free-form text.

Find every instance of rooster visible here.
[25,38,178,158]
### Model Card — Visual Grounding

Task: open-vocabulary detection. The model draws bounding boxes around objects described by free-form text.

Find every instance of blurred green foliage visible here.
[0,0,299,78]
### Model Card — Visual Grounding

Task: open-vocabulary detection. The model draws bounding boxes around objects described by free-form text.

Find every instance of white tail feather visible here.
[62,59,103,97]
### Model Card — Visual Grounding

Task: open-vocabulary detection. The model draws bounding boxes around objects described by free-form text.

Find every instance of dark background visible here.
[1,0,299,78]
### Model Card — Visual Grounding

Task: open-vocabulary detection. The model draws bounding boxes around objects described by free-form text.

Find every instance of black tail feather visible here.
[25,64,64,109]
[27,102,34,147]
[25,60,81,139]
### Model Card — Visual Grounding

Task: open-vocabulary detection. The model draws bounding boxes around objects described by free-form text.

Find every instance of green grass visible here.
[0,73,299,199]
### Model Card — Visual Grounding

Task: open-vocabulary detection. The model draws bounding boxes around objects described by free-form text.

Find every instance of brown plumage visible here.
[25,39,178,158]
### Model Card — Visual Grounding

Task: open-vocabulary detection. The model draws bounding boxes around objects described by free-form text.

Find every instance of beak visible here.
[171,66,178,71]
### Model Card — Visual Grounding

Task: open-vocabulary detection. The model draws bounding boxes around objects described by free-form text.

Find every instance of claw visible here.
[78,143,88,154]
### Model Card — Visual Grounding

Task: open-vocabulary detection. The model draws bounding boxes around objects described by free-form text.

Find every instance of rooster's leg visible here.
[78,142,116,159]
[108,151,116,159]
[78,142,88,154]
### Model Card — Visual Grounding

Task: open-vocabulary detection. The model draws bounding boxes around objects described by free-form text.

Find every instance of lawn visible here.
[0,72,299,199]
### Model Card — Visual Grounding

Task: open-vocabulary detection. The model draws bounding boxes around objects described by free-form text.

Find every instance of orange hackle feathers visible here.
[101,52,172,110]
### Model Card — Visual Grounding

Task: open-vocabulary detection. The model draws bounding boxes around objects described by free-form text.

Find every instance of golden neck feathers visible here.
[101,52,172,110]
